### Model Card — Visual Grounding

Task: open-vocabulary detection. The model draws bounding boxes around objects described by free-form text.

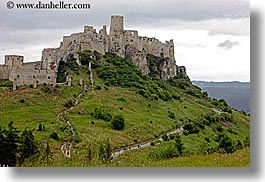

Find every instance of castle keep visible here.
[0,15,185,87]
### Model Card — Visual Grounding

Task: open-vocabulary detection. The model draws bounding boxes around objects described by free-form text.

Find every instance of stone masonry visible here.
[0,15,187,87]
[42,15,179,81]
[0,55,56,86]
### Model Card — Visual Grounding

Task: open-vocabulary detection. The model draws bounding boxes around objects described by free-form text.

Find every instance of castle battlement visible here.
[1,15,181,88]
[41,15,177,80]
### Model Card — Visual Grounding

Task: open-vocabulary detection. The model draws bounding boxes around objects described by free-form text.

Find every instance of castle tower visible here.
[109,15,124,35]
[4,55,23,69]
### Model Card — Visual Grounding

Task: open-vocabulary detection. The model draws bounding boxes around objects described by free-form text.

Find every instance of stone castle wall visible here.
[0,15,184,87]
[0,55,57,86]
[42,15,177,80]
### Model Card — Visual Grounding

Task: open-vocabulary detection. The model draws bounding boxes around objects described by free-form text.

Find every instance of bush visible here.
[42,87,52,94]
[50,132,59,140]
[64,100,74,108]
[162,134,169,141]
[218,134,234,153]
[0,80,12,87]
[19,99,25,103]
[183,123,200,134]
[111,115,125,130]
[168,111,175,119]
[205,137,211,142]
[38,123,43,131]
[169,133,175,140]
[95,85,102,90]
[175,134,185,156]
[172,95,181,100]
[92,107,112,122]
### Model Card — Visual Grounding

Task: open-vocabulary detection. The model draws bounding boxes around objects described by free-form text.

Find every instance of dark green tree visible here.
[175,134,184,156]
[41,141,53,165]
[0,126,7,166]
[218,134,234,153]
[18,129,39,166]
[38,123,43,131]
[111,115,125,130]
[4,122,19,166]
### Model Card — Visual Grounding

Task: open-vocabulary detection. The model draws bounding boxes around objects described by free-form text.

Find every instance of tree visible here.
[18,129,39,166]
[162,134,169,141]
[0,126,7,166]
[38,123,43,131]
[111,115,125,130]
[218,134,234,153]
[41,141,53,165]
[4,122,19,166]
[50,132,59,140]
[175,134,184,156]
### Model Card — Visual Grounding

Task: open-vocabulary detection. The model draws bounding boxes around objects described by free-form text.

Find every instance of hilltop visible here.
[0,51,250,167]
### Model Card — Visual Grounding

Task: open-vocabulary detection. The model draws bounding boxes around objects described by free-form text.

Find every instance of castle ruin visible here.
[0,15,185,87]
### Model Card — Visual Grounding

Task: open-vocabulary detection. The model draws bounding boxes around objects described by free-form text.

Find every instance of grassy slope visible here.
[111,146,250,167]
[0,53,250,167]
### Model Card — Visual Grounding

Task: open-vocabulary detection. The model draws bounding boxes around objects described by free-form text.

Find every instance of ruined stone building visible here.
[0,15,186,87]
[0,55,56,87]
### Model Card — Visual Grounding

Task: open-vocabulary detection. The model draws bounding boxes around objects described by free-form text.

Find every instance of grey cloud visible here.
[0,0,250,31]
[217,40,240,50]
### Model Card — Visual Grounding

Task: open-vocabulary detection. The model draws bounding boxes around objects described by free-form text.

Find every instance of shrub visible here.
[92,107,112,122]
[19,99,25,103]
[183,123,200,134]
[244,136,250,147]
[205,137,211,142]
[0,80,13,87]
[235,140,243,149]
[50,132,59,140]
[111,115,125,130]
[162,134,169,141]
[64,100,74,108]
[218,134,234,153]
[168,111,175,119]
[95,85,102,90]
[38,123,43,131]
[42,87,52,94]
[169,133,175,140]
[175,134,185,156]
[172,95,181,100]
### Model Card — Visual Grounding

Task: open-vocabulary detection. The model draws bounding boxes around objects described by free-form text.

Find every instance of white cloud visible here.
[0,0,250,81]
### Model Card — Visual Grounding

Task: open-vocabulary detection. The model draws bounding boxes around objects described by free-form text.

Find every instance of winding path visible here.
[111,127,184,158]
[57,85,87,158]
[58,60,93,158]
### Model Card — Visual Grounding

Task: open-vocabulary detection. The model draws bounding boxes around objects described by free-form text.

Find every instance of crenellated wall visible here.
[1,15,181,87]
[41,15,177,80]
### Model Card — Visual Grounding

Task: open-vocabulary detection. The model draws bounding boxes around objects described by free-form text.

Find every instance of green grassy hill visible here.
[0,51,250,167]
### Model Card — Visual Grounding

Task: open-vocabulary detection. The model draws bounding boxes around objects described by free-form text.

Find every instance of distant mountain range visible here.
[192,81,250,113]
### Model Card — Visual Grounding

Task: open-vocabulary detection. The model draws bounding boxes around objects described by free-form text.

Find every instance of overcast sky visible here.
[0,0,250,82]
